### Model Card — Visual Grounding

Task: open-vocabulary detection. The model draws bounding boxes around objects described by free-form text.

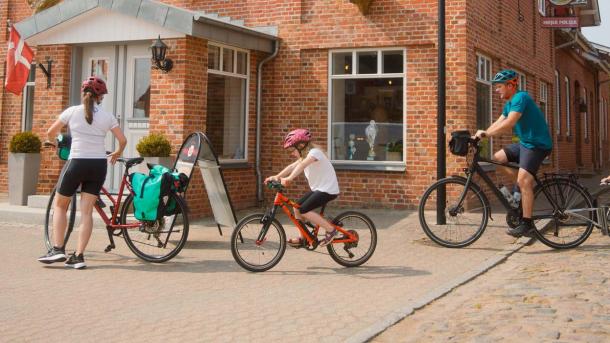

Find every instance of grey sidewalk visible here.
[0,168,609,342]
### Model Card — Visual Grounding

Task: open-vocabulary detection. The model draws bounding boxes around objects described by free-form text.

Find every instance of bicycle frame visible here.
[95,172,140,230]
[256,189,357,246]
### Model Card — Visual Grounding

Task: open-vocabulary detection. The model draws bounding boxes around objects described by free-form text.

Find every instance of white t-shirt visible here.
[59,104,119,159]
[303,148,340,195]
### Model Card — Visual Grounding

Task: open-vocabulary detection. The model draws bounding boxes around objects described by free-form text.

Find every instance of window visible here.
[329,48,405,163]
[133,58,151,118]
[21,63,36,131]
[538,0,546,16]
[207,43,249,161]
[476,54,492,158]
[565,77,571,137]
[539,81,548,125]
[583,87,588,140]
[554,70,561,135]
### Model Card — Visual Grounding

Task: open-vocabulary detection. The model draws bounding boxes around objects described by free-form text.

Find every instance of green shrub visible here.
[136,133,172,157]
[9,132,41,153]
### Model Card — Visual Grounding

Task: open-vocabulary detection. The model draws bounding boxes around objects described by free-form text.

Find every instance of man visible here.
[475,69,553,237]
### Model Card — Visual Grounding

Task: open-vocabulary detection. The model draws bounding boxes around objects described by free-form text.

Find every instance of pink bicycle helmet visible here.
[283,128,312,149]
[81,76,108,96]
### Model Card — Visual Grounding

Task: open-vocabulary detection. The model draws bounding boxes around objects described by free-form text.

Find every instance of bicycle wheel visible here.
[230,214,287,272]
[418,177,489,248]
[327,211,377,267]
[532,179,594,249]
[44,187,77,250]
[121,193,189,262]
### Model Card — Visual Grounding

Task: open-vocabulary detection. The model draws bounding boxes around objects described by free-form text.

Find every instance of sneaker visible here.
[506,222,535,238]
[65,253,86,269]
[318,229,338,247]
[38,247,66,264]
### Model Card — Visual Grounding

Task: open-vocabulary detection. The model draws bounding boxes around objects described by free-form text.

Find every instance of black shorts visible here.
[297,191,338,214]
[57,159,107,197]
[503,143,551,176]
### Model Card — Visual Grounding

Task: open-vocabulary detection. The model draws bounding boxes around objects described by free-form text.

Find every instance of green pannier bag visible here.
[129,164,188,221]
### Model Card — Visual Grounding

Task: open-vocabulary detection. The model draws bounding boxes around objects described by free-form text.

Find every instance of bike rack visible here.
[173,132,238,235]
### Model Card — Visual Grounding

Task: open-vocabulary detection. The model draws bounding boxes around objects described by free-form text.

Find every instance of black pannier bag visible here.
[449,130,471,156]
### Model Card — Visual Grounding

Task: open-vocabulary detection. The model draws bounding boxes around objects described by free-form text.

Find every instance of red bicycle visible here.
[230,181,377,272]
[44,143,189,263]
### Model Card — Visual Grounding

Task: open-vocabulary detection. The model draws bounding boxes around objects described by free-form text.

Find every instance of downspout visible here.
[256,40,280,204]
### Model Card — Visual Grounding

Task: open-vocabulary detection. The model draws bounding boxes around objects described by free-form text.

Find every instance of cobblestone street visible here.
[375,230,610,342]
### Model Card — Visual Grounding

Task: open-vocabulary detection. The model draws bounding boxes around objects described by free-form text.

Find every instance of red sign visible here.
[541,17,580,28]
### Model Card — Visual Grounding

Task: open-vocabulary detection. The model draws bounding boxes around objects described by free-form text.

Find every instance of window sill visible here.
[219,161,250,169]
[332,161,406,172]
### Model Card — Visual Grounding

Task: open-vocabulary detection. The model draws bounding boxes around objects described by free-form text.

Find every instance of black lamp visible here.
[151,35,173,73]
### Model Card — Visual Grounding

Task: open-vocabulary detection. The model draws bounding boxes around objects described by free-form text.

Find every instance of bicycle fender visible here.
[449,175,494,221]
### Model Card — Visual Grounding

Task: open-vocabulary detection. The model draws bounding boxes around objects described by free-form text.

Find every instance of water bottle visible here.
[499,184,517,208]
[512,184,521,205]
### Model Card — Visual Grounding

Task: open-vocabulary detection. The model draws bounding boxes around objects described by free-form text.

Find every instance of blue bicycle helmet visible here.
[492,69,518,85]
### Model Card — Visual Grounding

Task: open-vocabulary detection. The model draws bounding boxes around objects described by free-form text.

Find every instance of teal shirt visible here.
[502,91,553,150]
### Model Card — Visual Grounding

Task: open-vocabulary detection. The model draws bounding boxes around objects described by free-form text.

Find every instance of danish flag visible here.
[5,26,34,96]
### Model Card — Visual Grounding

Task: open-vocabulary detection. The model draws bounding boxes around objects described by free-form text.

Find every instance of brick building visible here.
[1,0,609,217]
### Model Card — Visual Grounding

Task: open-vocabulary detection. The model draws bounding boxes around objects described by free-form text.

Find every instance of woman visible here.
[38,76,127,269]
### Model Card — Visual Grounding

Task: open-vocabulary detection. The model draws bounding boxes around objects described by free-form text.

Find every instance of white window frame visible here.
[476,54,493,156]
[207,42,250,162]
[328,47,407,165]
[540,81,549,125]
[516,70,527,91]
[554,70,561,135]
[538,0,546,16]
[21,62,36,131]
[565,76,571,137]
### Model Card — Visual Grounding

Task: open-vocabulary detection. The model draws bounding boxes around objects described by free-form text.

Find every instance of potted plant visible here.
[386,141,403,161]
[8,131,42,205]
[136,133,173,169]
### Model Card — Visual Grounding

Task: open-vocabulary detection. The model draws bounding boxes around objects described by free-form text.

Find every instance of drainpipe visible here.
[256,40,280,204]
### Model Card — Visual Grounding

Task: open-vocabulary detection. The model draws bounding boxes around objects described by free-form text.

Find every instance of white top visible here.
[59,104,119,159]
[303,148,340,195]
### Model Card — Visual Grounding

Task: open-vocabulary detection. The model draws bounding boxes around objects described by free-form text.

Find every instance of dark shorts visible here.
[503,143,551,176]
[297,191,338,214]
[57,159,107,197]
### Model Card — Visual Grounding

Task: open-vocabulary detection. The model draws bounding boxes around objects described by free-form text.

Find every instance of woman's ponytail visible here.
[83,91,94,124]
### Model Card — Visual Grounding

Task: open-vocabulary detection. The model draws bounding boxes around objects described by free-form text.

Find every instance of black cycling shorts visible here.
[297,191,338,214]
[57,159,107,197]
[503,143,551,176]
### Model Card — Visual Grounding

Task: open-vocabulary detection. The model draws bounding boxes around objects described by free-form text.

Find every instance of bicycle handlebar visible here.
[266,180,284,192]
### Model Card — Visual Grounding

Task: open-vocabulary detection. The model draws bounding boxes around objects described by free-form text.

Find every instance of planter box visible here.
[9,153,41,206]
[135,157,174,173]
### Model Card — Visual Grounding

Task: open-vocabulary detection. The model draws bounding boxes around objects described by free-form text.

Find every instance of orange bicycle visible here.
[230,181,377,272]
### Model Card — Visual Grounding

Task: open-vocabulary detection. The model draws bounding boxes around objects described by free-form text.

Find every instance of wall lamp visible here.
[150,35,173,73]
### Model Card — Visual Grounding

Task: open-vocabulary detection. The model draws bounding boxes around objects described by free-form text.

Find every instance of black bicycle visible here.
[418,131,594,249]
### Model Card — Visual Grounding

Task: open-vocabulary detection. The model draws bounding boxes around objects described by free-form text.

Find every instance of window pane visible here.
[382,51,403,73]
[357,51,377,74]
[208,45,220,70]
[236,51,247,75]
[331,78,403,161]
[222,48,234,73]
[207,74,246,160]
[133,58,151,118]
[332,52,352,75]
[476,82,492,159]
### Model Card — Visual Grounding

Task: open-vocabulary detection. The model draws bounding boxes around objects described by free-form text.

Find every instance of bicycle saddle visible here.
[118,157,144,168]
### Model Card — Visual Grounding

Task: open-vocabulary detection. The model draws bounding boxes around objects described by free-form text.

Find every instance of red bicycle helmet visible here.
[81,76,108,96]
[283,128,312,149]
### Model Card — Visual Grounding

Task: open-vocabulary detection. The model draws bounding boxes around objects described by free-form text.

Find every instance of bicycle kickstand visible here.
[104,227,116,253]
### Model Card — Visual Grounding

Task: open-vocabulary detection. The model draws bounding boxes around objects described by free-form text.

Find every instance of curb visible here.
[347,237,532,343]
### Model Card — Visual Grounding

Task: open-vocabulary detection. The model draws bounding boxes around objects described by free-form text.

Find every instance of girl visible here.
[265,128,340,247]
[38,76,127,269]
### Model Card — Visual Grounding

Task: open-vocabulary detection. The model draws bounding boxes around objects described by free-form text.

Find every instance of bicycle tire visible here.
[327,211,377,267]
[44,187,77,250]
[121,193,189,262]
[532,178,594,249]
[418,177,489,248]
[230,213,287,272]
